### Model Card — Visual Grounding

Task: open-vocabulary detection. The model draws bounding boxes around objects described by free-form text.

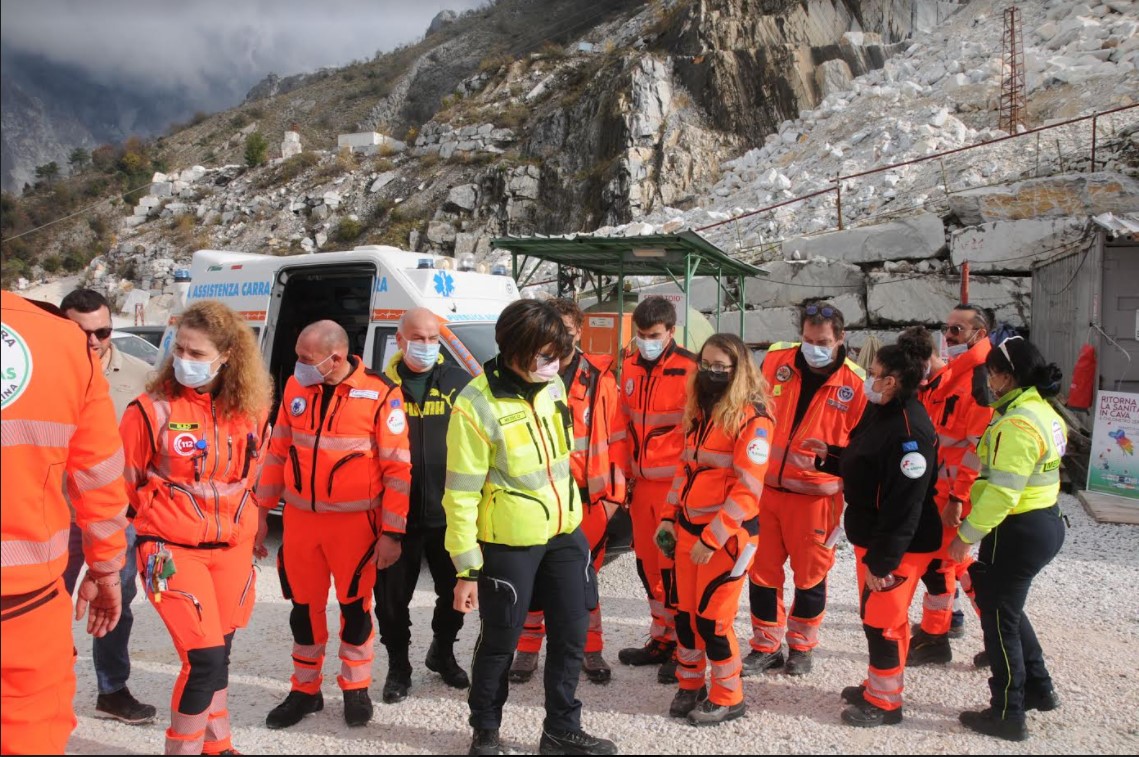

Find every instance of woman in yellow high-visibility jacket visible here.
[948,336,1066,742]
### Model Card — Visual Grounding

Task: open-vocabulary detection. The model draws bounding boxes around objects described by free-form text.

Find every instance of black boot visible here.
[741,648,784,677]
[343,688,373,727]
[538,727,618,755]
[266,690,323,729]
[426,638,470,689]
[657,654,678,684]
[383,652,412,704]
[840,684,866,705]
[959,709,1028,741]
[784,648,813,676]
[469,728,504,756]
[841,698,903,727]
[907,629,952,667]
[1025,687,1060,712]
[669,686,707,718]
[617,639,674,666]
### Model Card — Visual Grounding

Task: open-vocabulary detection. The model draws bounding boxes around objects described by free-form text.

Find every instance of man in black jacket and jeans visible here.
[375,308,472,703]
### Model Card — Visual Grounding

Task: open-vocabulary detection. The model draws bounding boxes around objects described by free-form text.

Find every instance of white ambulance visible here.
[161,246,519,393]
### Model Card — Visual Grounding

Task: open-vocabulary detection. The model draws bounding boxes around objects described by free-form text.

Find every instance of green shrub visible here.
[335,218,363,243]
[244,132,269,167]
[42,255,61,273]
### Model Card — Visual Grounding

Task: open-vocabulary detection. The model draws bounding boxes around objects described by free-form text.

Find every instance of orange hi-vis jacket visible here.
[120,387,270,547]
[619,341,698,481]
[1,291,127,593]
[921,339,994,513]
[565,351,627,506]
[256,359,412,534]
[762,343,867,496]
[664,403,776,550]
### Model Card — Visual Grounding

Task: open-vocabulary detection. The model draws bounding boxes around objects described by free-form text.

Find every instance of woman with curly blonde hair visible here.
[656,333,776,726]
[119,300,272,755]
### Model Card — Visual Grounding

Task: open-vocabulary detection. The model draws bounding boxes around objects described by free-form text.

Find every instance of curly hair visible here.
[148,300,273,420]
[682,333,771,436]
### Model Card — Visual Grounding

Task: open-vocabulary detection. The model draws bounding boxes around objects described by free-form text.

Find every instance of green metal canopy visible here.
[491,232,767,363]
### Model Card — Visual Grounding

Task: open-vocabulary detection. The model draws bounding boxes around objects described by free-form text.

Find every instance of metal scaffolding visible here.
[999,4,1028,134]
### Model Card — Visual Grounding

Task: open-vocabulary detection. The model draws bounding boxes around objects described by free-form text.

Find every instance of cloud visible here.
[0,0,488,107]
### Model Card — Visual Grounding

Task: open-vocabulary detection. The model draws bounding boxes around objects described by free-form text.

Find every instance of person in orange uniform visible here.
[657,333,774,726]
[745,303,866,677]
[255,320,411,730]
[906,305,994,666]
[1,291,128,756]
[511,299,626,685]
[804,342,942,728]
[616,296,697,684]
[119,301,273,755]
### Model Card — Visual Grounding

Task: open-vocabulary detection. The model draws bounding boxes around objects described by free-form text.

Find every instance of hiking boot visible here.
[959,709,1028,742]
[669,686,707,718]
[657,655,678,684]
[95,686,157,725]
[510,651,539,683]
[266,690,323,729]
[469,728,504,756]
[343,688,373,727]
[617,638,674,666]
[382,660,412,704]
[841,698,903,727]
[907,629,952,667]
[840,684,866,705]
[538,726,618,755]
[686,698,747,727]
[784,648,813,676]
[1025,687,1060,712]
[741,649,784,677]
[949,614,965,639]
[582,651,612,684]
[426,638,470,689]
[974,650,990,668]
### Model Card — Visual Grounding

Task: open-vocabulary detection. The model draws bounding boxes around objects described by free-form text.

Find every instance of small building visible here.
[336,132,406,155]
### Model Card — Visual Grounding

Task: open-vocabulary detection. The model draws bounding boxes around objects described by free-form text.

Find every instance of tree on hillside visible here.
[245,132,269,167]
[69,147,90,174]
[35,162,60,184]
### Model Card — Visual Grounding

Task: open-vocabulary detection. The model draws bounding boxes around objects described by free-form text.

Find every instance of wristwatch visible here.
[384,532,404,542]
[461,568,481,581]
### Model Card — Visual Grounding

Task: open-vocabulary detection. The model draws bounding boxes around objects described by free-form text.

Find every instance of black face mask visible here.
[696,369,731,401]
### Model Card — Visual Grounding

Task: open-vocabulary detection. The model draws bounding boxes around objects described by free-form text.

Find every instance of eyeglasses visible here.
[81,327,113,340]
[997,335,1023,371]
[699,361,733,375]
[536,353,558,367]
[941,324,972,336]
[804,305,836,318]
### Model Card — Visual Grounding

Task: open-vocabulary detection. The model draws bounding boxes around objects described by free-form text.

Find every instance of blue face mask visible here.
[801,342,834,369]
[863,375,885,404]
[294,354,332,387]
[404,340,440,372]
[636,336,666,361]
[173,356,219,389]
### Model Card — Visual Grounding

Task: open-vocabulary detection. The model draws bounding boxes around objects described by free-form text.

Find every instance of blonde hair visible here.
[148,300,273,420]
[683,333,770,437]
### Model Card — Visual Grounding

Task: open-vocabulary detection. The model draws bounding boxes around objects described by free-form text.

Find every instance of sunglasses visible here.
[699,361,733,375]
[941,324,972,336]
[804,305,836,318]
[82,327,113,340]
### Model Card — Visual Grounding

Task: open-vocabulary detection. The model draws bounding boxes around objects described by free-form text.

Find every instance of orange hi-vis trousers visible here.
[852,546,934,712]
[138,539,257,756]
[1,579,76,756]
[279,507,377,694]
[673,527,754,707]
[748,488,842,653]
[918,525,977,635]
[630,478,676,644]
[518,496,608,655]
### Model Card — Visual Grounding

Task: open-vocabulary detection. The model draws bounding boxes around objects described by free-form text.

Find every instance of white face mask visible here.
[946,342,970,361]
[173,356,220,389]
[294,354,333,387]
[529,358,560,383]
[863,375,886,404]
[801,342,834,369]
[403,340,440,372]
[636,336,666,361]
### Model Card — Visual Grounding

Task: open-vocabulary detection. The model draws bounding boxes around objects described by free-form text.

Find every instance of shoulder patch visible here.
[289,397,307,416]
[837,385,854,403]
[349,388,380,400]
[625,377,634,396]
[900,451,927,479]
[1051,419,1067,456]
[775,365,793,383]
[746,437,770,465]
[901,440,919,452]
[499,411,527,426]
[386,406,407,434]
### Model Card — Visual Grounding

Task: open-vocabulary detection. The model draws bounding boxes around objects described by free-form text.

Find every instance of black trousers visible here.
[468,528,596,732]
[374,526,465,656]
[969,504,1065,721]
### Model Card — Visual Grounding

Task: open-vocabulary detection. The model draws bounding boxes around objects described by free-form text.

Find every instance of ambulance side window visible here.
[370,326,397,372]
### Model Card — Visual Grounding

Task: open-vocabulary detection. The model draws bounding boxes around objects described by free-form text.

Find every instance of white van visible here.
[161,246,519,394]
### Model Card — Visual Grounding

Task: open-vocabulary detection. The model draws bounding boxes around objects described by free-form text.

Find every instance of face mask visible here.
[986,375,1012,404]
[174,356,219,389]
[696,369,731,400]
[946,342,970,361]
[863,375,886,405]
[636,336,666,361]
[529,359,560,384]
[294,355,333,387]
[404,340,439,372]
[801,342,834,369]
[923,362,932,380]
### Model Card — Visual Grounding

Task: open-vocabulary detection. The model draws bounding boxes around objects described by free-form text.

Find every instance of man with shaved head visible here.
[256,319,412,730]
[374,307,474,703]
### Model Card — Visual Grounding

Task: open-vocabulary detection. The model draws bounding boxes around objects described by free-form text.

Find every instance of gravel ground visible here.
[68,492,1139,754]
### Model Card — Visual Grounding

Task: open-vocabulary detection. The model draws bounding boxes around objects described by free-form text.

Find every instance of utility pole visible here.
[999,5,1028,134]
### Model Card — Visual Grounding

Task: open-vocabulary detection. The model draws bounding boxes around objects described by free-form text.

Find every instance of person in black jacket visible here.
[803,340,942,728]
[374,308,473,703]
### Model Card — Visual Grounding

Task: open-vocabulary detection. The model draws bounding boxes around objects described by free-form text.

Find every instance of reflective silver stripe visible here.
[609,429,627,442]
[677,647,704,664]
[292,432,375,453]
[706,517,731,546]
[786,616,820,646]
[696,450,734,468]
[124,464,146,488]
[734,468,765,498]
[0,527,70,568]
[70,449,125,495]
[711,657,742,679]
[263,453,286,467]
[780,478,841,496]
[85,510,129,543]
[452,546,483,573]
[1026,469,1060,486]
[769,444,813,470]
[167,712,209,749]
[292,642,324,661]
[938,464,959,481]
[938,432,971,449]
[89,555,125,574]
[282,488,378,513]
[446,470,487,492]
[987,469,1029,490]
[587,475,608,498]
[923,593,954,612]
[488,462,567,492]
[381,510,407,531]
[685,503,722,517]
[271,423,291,441]
[377,447,412,463]
[867,670,903,705]
[960,450,981,471]
[639,464,677,480]
[959,520,987,544]
[722,496,749,522]
[573,438,589,453]
[256,481,284,502]
[643,410,684,425]
[383,477,411,495]
[0,419,77,448]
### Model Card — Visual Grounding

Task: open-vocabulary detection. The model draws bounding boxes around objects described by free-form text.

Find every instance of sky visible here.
[1,0,489,108]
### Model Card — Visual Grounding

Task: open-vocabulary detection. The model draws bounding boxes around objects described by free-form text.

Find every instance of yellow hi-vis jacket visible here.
[959,386,1066,544]
[443,356,580,577]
